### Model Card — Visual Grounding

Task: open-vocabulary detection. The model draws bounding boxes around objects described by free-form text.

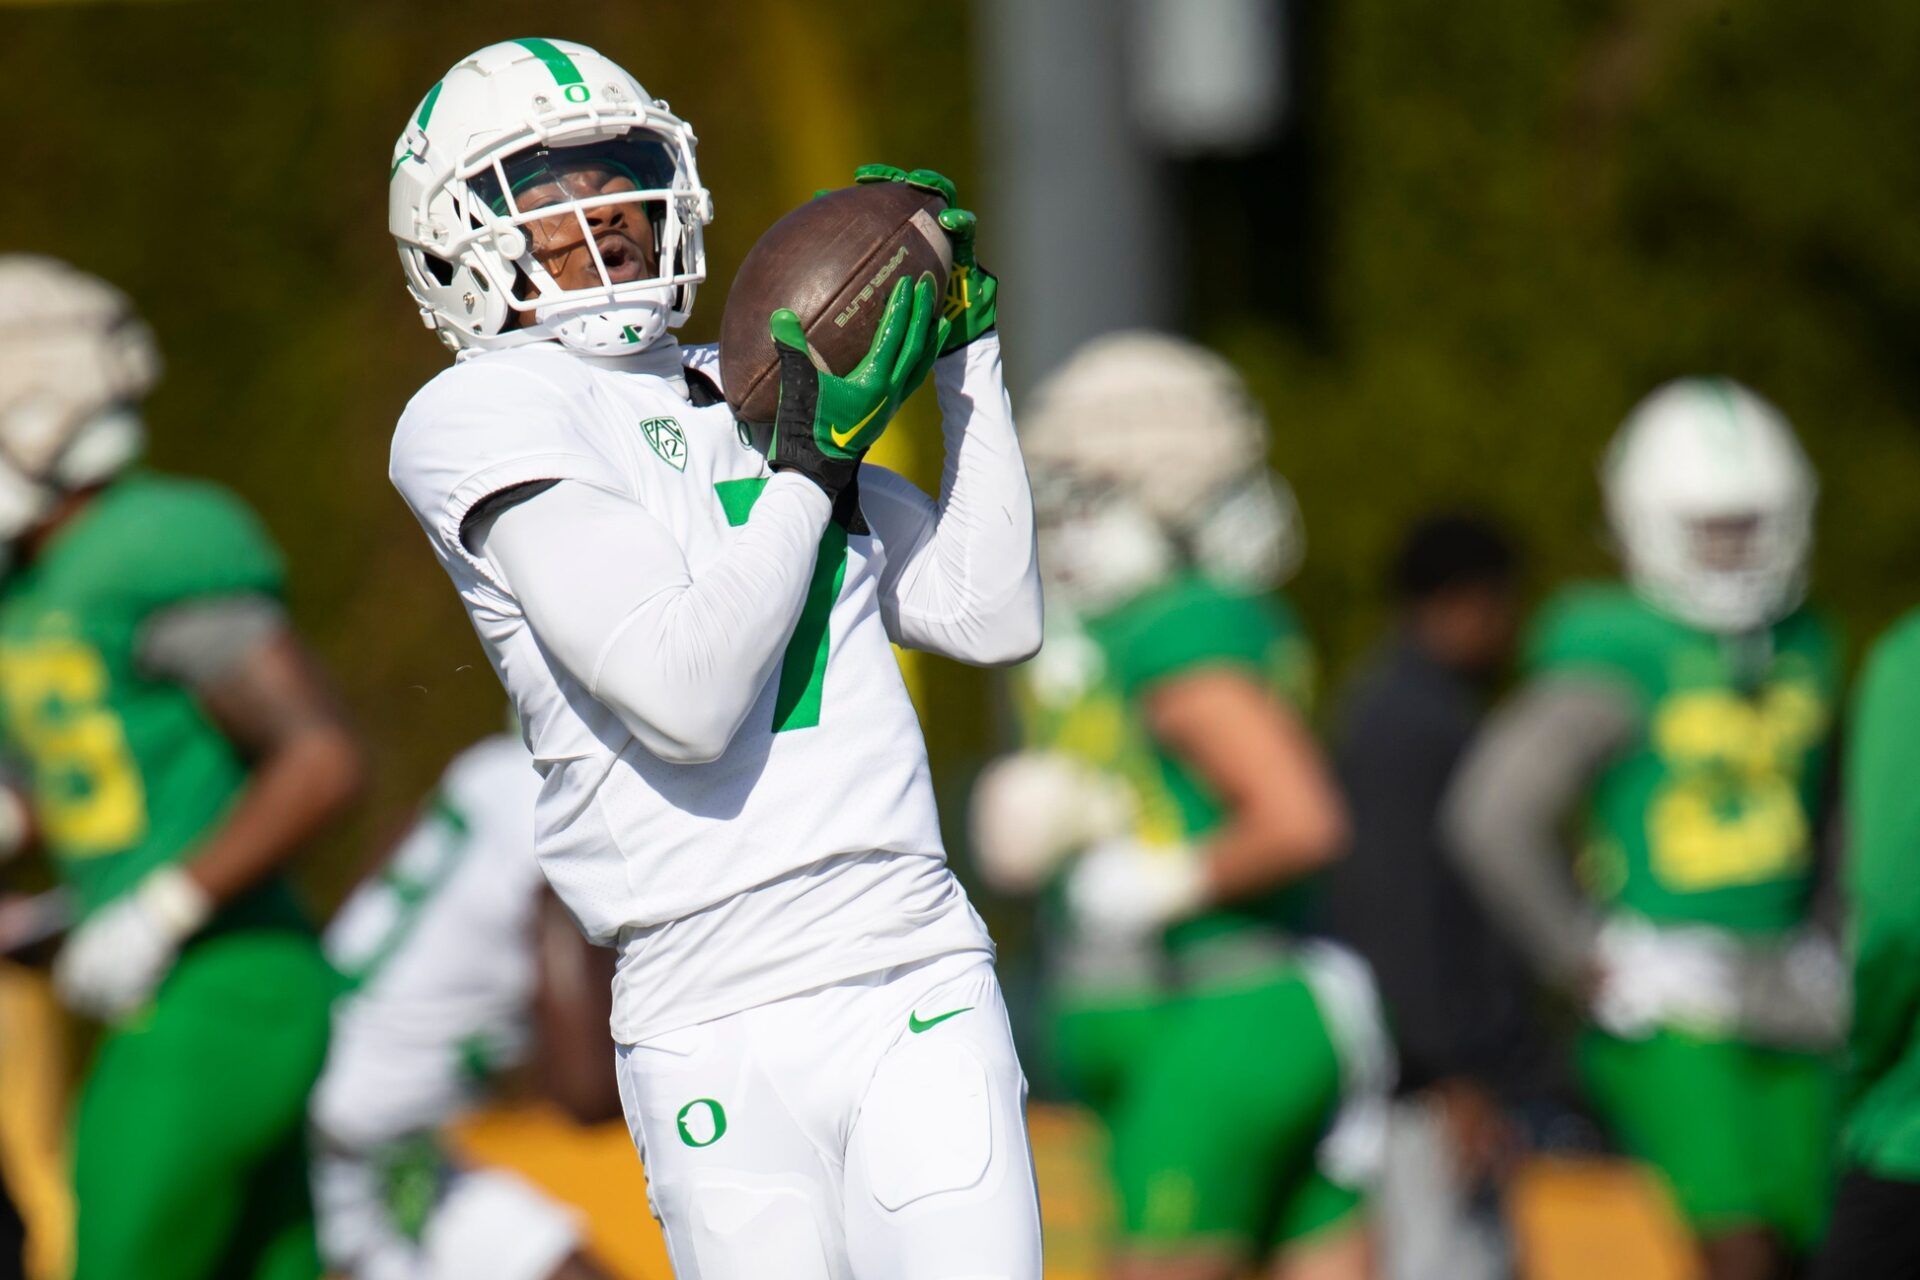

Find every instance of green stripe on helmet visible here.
[415,81,444,128]
[1707,377,1738,421]
[513,37,586,87]
[1699,377,1745,456]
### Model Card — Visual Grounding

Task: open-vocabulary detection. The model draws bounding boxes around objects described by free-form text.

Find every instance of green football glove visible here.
[855,164,998,355]
[933,206,998,354]
[768,271,947,532]
[854,163,957,206]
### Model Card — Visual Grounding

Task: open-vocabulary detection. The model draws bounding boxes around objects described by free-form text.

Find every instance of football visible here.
[719,182,952,425]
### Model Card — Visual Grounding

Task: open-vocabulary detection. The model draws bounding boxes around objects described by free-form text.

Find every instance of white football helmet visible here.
[1023,331,1303,611]
[0,256,154,541]
[390,38,712,356]
[1603,377,1816,634]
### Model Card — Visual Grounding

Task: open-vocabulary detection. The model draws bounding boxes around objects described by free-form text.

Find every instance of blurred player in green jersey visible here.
[1448,379,1844,1280]
[0,256,364,1280]
[972,334,1391,1280]
[1818,612,1920,1278]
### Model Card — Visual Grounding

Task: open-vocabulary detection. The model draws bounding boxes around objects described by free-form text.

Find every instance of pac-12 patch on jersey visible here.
[641,416,687,471]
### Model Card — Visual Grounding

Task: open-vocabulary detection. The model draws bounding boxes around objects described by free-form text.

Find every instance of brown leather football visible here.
[719,182,952,425]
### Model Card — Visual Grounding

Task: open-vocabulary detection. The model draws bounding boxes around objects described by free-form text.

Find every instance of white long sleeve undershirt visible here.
[475,335,1040,767]
[863,333,1043,667]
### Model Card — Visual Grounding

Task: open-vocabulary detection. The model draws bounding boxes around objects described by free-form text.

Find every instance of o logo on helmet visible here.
[564,84,591,104]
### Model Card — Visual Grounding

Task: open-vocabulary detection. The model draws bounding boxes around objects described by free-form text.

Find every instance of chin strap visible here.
[535,288,679,356]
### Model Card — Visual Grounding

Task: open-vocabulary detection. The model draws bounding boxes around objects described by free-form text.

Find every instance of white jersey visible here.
[314,736,588,1280]
[322,733,546,1133]
[390,336,1032,1042]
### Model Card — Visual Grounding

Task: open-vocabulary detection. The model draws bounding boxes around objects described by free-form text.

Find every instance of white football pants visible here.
[615,950,1043,1279]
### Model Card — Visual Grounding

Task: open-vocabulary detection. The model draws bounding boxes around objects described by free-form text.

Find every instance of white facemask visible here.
[1039,495,1178,617]
[0,407,144,544]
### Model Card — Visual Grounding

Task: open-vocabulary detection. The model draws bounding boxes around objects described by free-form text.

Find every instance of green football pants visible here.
[1053,968,1363,1255]
[72,929,336,1280]
[1580,1026,1835,1251]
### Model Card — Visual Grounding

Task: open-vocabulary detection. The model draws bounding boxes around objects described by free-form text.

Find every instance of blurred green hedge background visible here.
[3,0,1918,908]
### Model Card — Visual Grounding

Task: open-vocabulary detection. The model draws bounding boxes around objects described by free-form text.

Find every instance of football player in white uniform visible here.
[311,733,619,1280]
[384,39,1043,1279]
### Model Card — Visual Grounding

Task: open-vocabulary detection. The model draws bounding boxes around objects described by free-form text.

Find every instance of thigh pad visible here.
[854,1035,994,1213]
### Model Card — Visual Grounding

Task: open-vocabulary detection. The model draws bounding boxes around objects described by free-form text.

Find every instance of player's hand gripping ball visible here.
[853,165,998,355]
[719,181,952,426]
[767,273,945,532]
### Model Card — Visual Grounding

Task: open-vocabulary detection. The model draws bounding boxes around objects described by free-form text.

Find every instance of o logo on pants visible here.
[676,1098,728,1147]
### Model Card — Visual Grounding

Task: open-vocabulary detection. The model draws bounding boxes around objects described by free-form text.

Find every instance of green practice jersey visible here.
[0,472,297,922]
[1022,573,1316,958]
[1526,583,1840,933]
[1840,607,1920,1179]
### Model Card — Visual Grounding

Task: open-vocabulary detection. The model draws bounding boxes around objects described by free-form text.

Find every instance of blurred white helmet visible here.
[1023,331,1302,611]
[1603,377,1815,634]
[0,256,154,541]
[389,38,712,356]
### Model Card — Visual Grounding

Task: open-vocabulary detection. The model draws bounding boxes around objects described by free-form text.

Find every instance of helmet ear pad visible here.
[398,241,515,351]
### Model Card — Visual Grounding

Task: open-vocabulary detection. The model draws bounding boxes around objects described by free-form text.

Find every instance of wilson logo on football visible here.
[640,416,688,471]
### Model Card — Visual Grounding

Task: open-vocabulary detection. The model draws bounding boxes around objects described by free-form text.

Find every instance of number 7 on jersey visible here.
[714,478,847,732]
